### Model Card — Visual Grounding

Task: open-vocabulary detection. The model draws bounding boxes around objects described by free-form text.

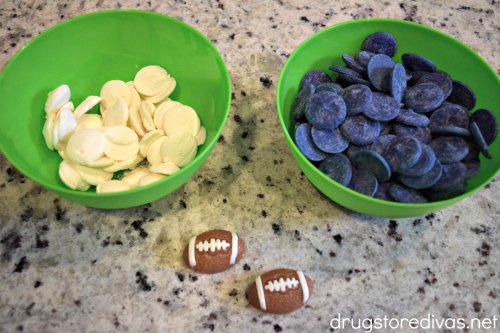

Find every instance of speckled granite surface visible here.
[0,0,499,332]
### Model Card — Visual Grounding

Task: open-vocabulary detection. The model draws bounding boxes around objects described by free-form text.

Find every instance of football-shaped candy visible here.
[247,268,313,314]
[183,229,245,274]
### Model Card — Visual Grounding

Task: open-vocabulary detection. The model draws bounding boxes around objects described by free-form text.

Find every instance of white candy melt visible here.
[66,128,106,165]
[153,100,181,129]
[100,80,132,109]
[104,126,138,146]
[76,114,103,131]
[73,96,101,119]
[103,154,143,173]
[121,167,150,187]
[43,114,57,150]
[139,129,165,156]
[143,76,176,104]
[196,127,206,146]
[43,65,205,193]
[146,136,166,166]
[134,65,169,96]
[137,173,165,186]
[58,160,90,191]
[140,101,156,131]
[104,139,139,161]
[84,156,115,168]
[149,161,179,175]
[76,163,113,186]
[127,82,146,137]
[162,104,200,136]
[96,180,131,193]
[160,132,198,167]
[55,103,78,143]
[103,98,129,127]
[45,84,70,115]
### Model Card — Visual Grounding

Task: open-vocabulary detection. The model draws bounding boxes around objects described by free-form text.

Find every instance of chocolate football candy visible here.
[183,229,245,274]
[247,268,313,314]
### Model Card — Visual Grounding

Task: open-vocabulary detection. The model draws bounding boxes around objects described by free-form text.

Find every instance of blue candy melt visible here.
[363,92,400,122]
[341,115,381,145]
[399,144,436,178]
[448,80,476,110]
[429,136,469,164]
[390,63,407,103]
[316,83,343,95]
[319,154,353,186]
[355,51,376,67]
[404,82,445,113]
[393,123,432,144]
[305,91,346,129]
[399,159,443,190]
[311,127,349,154]
[362,32,397,57]
[348,169,379,197]
[396,108,430,127]
[342,53,366,74]
[294,123,327,161]
[430,162,467,191]
[470,122,492,159]
[351,150,392,182]
[401,53,436,72]
[342,84,373,116]
[300,70,332,88]
[417,72,453,99]
[384,136,422,172]
[329,65,363,79]
[367,54,395,92]
[292,83,315,120]
[389,184,428,203]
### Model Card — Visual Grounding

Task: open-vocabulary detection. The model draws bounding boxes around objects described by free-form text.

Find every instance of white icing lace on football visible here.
[196,238,230,252]
[264,277,299,292]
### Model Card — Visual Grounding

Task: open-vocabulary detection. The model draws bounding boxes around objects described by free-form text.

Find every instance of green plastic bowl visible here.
[0,10,231,208]
[277,18,500,218]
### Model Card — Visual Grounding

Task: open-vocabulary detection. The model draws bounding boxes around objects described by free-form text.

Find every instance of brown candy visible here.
[183,229,245,274]
[247,268,313,314]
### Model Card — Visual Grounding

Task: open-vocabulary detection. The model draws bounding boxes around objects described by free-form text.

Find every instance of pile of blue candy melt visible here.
[293,31,497,203]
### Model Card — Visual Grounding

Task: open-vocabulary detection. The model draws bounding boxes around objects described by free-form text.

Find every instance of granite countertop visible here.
[0,0,499,332]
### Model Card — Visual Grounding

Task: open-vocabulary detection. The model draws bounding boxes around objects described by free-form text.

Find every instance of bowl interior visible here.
[0,10,230,207]
[277,19,500,217]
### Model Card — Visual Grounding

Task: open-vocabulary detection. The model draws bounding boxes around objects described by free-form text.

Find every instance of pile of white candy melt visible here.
[42,65,206,193]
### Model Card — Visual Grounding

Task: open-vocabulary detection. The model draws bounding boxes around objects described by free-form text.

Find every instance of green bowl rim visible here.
[276,17,500,208]
[0,9,232,197]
